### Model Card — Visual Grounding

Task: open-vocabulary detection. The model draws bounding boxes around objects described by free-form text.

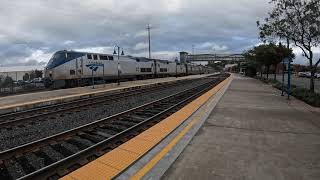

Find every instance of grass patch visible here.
[255,76,320,107]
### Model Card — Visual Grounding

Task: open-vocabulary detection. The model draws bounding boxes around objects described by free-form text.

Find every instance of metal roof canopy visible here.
[187,54,245,62]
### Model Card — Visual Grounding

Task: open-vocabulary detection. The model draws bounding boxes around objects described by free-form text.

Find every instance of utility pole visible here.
[192,44,195,62]
[192,45,195,55]
[147,24,152,59]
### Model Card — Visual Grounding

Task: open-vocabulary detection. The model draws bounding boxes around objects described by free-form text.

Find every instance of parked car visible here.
[30,77,43,83]
[298,72,306,77]
[17,80,27,86]
[298,72,311,78]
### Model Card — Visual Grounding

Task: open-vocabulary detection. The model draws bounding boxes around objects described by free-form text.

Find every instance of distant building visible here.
[0,65,45,81]
[179,51,189,64]
[224,64,238,72]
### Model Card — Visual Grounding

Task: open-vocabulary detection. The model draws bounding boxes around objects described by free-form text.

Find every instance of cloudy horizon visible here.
[0,0,318,67]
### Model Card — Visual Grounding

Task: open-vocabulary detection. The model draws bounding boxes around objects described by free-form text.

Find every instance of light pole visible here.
[281,58,285,96]
[175,57,179,78]
[147,24,152,59]
[113,45,124,85]
[192,44,195,63]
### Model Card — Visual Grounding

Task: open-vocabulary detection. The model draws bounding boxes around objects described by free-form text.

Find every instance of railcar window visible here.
[70,70,75,75]
[100,55,108,60]
[93,54,98,60]
[87,54,92,59]
[160,68,167,72]
[140,68,152,72]
[108,56,114,60]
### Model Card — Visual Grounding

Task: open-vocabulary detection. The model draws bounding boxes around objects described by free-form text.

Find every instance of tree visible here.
[244,43,294,78]
[245,44,277,78]
[23,73,30,81]
[1,76,13,87]
[29,70,43,80]
[256,44,276,78]
[0,75,3,88]
[34,70,43,78]
[243,50,259,77]
[258,0,320,92]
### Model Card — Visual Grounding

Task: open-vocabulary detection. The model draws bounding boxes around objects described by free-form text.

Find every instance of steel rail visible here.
[16,78,224,180]
[0,75,228,180]
[0,79,193,128]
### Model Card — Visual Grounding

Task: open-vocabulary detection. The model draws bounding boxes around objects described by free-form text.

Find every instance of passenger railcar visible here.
[44,50,207,88]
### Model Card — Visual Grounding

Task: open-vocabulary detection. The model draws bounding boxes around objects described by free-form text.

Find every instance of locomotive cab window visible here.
[93,54,98,60]
[70,69,75,75]
[108,56,114,60]
[100,55,108,60]
[87,54,92,59]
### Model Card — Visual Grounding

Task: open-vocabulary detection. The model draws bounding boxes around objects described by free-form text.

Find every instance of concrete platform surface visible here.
[0,74,211,114]
[162,75,320,180]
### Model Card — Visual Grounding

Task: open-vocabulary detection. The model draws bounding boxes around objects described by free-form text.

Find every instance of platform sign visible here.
[86,63,104,89]
[281,57,292,99]
[283,57,292,70]
[283,57,290,64]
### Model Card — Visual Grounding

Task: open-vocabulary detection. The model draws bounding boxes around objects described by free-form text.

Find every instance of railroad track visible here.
[0,74,228,180]
[0,78,198,129]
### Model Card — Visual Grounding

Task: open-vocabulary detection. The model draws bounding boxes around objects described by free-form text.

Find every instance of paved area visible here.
[162,75,320,180]
[268,74,320,93]
[0,74,210,112]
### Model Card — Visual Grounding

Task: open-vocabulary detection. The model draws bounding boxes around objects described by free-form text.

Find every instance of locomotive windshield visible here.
[46,51,85,69]
[46,51,67,69]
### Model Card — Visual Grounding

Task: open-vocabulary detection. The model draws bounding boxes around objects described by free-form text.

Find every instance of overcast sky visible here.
[0,0,317,66]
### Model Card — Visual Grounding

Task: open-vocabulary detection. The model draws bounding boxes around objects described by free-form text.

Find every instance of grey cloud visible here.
[0,0,272,65]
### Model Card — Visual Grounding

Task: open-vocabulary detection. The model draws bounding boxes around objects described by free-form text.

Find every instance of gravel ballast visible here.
[0,78,212,151]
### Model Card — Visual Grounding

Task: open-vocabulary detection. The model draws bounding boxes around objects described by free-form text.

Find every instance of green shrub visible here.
[258,77,320,107]
[291,87,320,107]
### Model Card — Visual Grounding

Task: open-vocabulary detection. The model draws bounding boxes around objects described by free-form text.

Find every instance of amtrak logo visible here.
[86,63,104,71]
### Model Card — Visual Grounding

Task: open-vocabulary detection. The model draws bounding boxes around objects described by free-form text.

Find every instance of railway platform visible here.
[0,74,213,115]
[162,74,320,180]
[62,74,320,180]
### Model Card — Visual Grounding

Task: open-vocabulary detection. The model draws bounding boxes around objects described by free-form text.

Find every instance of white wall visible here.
[0,70,44,81]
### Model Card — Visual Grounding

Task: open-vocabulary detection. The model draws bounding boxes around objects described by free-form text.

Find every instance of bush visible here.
[258,77,320,107]
[245,66,257,77]
[272,81,282,89]
[291,88,320,107]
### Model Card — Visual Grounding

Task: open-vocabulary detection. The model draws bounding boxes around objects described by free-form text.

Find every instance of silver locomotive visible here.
[44,50,207,88]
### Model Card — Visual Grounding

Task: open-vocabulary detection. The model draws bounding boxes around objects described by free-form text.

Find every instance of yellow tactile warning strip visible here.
[61,77,230,180]
[129,77,231,179]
